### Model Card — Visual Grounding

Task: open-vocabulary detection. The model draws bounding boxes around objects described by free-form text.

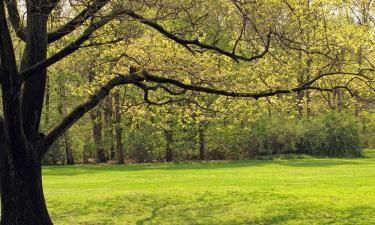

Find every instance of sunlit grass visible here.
[44,149,375,224]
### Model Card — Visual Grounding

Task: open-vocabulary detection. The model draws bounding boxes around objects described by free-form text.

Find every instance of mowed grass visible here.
[44,150,375,225]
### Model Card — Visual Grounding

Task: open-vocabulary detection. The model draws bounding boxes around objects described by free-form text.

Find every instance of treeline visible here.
[42,93,375,164]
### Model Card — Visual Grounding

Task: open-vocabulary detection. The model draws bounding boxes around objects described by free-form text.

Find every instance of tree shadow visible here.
[135,203,167,225]
[48,190,375,225]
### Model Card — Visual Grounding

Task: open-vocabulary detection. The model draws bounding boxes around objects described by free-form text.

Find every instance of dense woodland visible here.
[0,0,375,224]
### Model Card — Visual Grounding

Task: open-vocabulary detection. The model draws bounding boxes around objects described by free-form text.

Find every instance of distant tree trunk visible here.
[63,132,75,165]
[57,72,75,165]
[198,124,206,160]
[90,110,106,163]
[355,46,363,116]
[104,96,115,159]
[87,71,106,163]
[114,91,124,164]
[164,129,173,162]
[42,75,55,165]
[296,50,304,117]
[337,89,344,111]
[305,59,312,116]
[296,56,312,117]
[82,138,91,163]
[336,50,345,111]
[296,75,305,117]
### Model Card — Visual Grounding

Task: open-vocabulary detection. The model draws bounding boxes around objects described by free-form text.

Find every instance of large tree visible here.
[0,0,373,224]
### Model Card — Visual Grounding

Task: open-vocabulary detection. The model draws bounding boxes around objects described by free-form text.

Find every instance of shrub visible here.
[359,110,375,148]
[246,112,362,158]
[297,112,362,157]
[249,115,298,156]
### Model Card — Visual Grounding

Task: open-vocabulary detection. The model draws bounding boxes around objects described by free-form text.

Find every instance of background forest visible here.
[37,0,375,165]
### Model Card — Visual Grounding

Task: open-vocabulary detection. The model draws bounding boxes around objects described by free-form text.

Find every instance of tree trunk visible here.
[104,97,114,159]
[198,125,205,160]
[63,132,75,165]
[0,120,52,225]
[114,91,124,164]
[90,110,106,163]
[0,163,52,225]
[88,72,106,163]
[305,59,312,116]
[296,60,305,117]
[164,129,173,162]
[58,72,75,165]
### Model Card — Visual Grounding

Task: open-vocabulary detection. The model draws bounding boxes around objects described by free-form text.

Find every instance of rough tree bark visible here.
[0,118,53,225]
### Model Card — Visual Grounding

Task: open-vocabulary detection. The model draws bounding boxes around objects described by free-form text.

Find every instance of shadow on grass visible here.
[48,191,375,225]
[135,203,167,225]
[42,158,374,176]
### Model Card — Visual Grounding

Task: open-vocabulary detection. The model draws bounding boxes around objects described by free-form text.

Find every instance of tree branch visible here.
[46,0,60,13]
[136,70,335,100]
[0,0,18,85]
[40,73,143,154]
[4,0,26,41]
[123,9,271,62]
[20,18,110,82]
[47,0,110,43]
[121,68,373,100]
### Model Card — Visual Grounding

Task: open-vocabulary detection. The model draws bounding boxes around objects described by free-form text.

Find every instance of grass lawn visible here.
[44,150,375,225]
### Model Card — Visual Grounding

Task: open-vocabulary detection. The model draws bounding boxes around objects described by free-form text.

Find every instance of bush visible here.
[246,112,362,158]
[249,115,298,156]
[359,110,375,148]
[297,112,362,157]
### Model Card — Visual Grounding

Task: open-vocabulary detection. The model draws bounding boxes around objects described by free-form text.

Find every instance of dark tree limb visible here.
[0,1,30,156]
[301,69,373,88]
[130,68,373,100]
[4,0,26,41]
[0,0,18,85]
[138,70,334,99]
[47,0,110,43]
[46,0,60,13]
[20,18,110,82]
[123,9,271,62]
[40,73,143,154]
